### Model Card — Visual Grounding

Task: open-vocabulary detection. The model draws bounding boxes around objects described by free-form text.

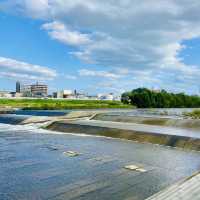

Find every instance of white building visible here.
[13,92,23,98]
[98,93,114,100]
[21,85,32,97]
[0,91,12,98]
[55,90,73,98]
[20,82,48,97]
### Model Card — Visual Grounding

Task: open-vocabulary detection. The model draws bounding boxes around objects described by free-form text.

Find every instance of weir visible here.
[1,122,200,200]
[0,110,200,151]
[92,113,200,130]
[0,110,200,199]
[46,120,200,151]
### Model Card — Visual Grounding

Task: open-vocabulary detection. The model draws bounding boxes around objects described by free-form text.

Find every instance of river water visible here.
[0,109,200,199]
[0,123,200,200]
[9,108,198,117]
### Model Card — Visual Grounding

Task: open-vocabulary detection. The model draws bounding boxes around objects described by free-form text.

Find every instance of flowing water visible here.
[0,109,200,199]
[1,122,200,200]
[0,114,29,125]
[12,109,71,116]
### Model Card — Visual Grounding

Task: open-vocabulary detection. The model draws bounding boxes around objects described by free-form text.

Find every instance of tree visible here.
[121,88,200,108]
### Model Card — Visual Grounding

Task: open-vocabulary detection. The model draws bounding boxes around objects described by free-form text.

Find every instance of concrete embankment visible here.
[0,110,98,125]
[146,172,200,200]
[46,120,200,151]
[93,113,200,130]
[20,110,104,125]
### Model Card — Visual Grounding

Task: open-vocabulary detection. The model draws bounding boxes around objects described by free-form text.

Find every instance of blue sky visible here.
[0,1,200,95]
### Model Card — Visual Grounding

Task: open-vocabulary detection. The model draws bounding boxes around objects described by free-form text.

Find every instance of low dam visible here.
[0,109,200,200]
[44,109,200,151]
[93,113,200,129]
[1,109,200,151]
[47,119,200,151]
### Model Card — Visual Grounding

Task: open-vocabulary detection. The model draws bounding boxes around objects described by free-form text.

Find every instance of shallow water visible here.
[12,108,200,118]
[106,108,199,118]
[0,114,29,124]
[0,123,200,200]
[13,110,71,116]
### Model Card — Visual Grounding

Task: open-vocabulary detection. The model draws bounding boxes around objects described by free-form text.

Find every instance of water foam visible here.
[0,122,94,138]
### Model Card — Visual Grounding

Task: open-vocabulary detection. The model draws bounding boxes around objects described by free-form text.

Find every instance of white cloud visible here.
[2,1,200,93]
[0,56,57,81]
[42,21,91,46]
[64,74,77,80]
[79,69,122,79]
[0,71,47,81]
[0,0,50,18]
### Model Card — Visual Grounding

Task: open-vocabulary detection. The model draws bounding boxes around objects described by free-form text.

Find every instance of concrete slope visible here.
[93,113,200,130]
[72,119,200,139]
[46,119,200,151]
[146,172,200,200]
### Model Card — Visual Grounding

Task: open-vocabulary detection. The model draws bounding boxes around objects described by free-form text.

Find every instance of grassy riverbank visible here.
[0,99,133,110]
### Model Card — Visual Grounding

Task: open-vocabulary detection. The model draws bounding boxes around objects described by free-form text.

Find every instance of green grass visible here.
[0,99,133,110]
[183,109,200,119]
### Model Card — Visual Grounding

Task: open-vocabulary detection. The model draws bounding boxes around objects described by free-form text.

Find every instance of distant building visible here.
[10,92,21,98]
[56,91,63,98]
[63,90,73,98]
[87,95,98,100]
[21,84,32,97]
[13,92,23,98]
[98,93,114,100]
[0,91,12,98]
[53,92,58,98]
[16,81,21,93]
[113,95,121,101]
[31,82,48,97]
[54,90,73,98]
[20,82,48,97]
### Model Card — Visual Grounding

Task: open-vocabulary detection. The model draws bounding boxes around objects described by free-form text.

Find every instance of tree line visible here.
[121,88,200,108]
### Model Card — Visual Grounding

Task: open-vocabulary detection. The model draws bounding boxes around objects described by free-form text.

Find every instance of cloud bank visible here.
[0,57,57,81]
[1,0,200,92]
[79,69,122,79]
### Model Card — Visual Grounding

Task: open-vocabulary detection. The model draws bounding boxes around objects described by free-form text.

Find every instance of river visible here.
[0,109,200,200]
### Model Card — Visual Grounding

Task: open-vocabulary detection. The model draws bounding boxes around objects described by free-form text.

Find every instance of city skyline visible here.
[0,81,119,100]
[0,1,200,95]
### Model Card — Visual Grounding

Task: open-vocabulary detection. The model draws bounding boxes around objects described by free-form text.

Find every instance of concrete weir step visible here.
[93,113,200,129]
[46,119,200,151]
[145,172,200,200]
